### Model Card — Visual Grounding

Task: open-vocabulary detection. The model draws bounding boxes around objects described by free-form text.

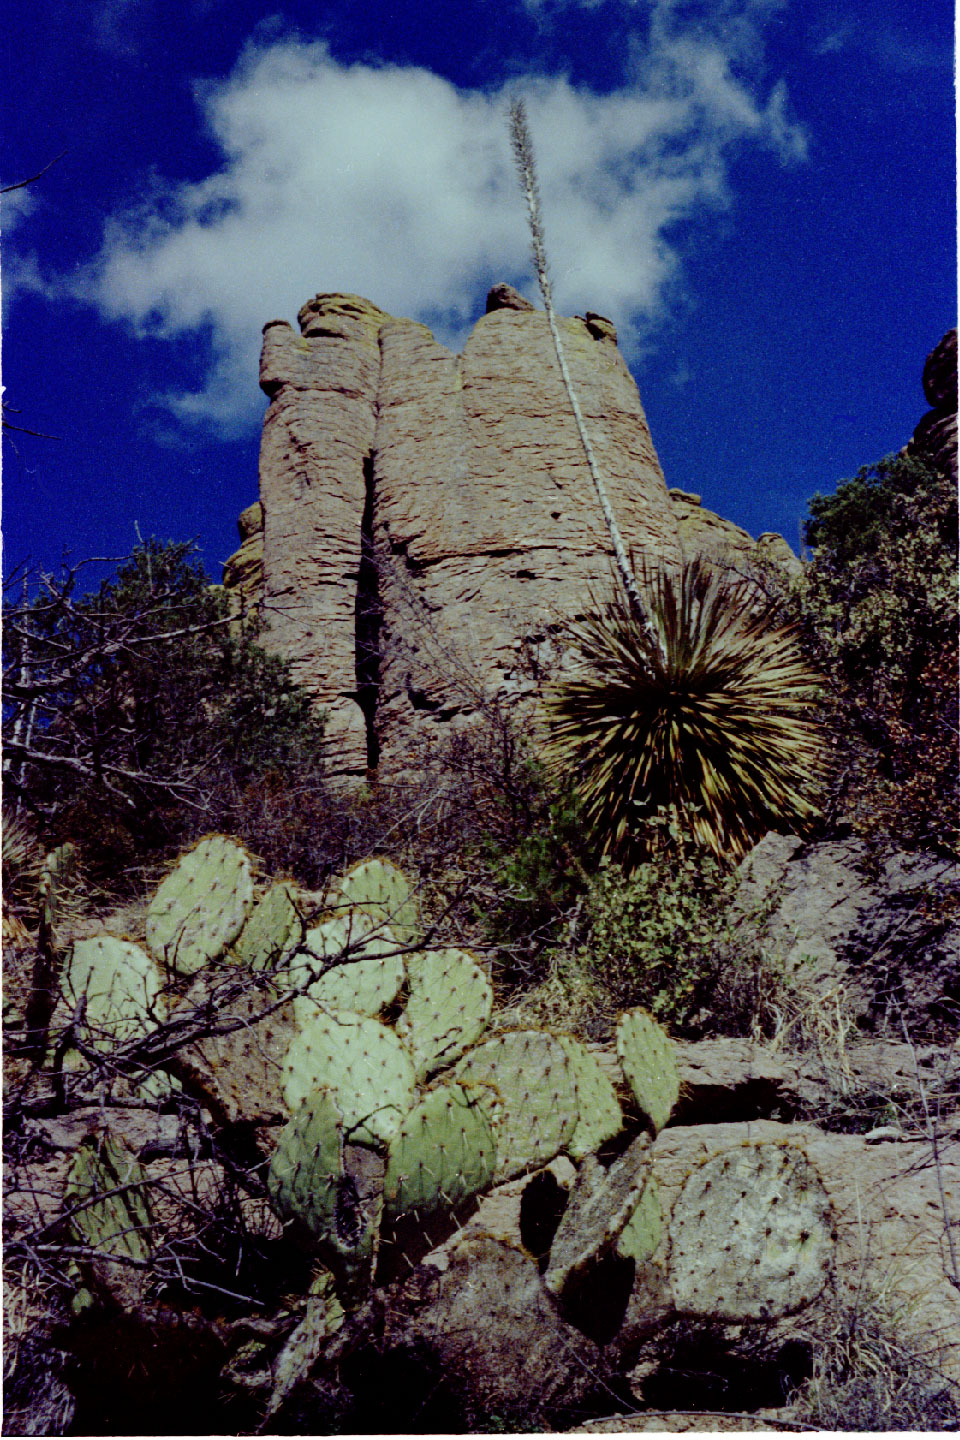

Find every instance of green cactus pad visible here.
[291,910,404,1017]
[333,858,420,946]
[146,834,254,976]
[544,1134,652,1296]
[65,1135,153,1263]
[282,1009,416,1147]
[67,936,165,1047]
[268,1090,384,1299]
[378,1081,497,1281]
[557,1036,623,1161]
[454,1030,578,1182]
[668,1142,833,1321]
[616,1008,679,1134]
[617,1175,662,1266]
[397,948,493,1079]
[234,882,302,972]
[383,1082,497,1225]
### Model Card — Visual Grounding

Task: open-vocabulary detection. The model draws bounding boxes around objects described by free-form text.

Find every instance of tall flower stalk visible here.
[508,99,663,661]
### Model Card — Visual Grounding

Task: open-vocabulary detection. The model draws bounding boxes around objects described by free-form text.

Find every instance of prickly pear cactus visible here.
[65,1135,153,1263]
[454,1030,578,1182]
[66,936,165,1047]
[397,947,493,1079]
[267,1090,383,1300]
[544,1134,652,1297]
[617,1174,662,1266]
[282,1009,416,1146]
[557,1035,623,1161]
[146,834,254,976]
[292,910,404,1018]
[234,881,301,972]
[333,858,420,947]
[616,1007,679,1135]
[383,1082,497,1227]
[668,1142,833,1320]
[379,1081,497,1281]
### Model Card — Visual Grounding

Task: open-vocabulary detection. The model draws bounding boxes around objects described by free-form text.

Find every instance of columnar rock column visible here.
[252,285,683,777]
[371,284,682,769]
[257,296,390,774]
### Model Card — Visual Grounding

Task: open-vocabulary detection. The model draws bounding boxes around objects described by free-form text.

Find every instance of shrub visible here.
[2,540,328,883]
[801,452,958,854]
[575,833,785,1036]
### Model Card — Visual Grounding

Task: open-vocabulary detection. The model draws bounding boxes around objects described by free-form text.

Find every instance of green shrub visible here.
[801,452,958,854]
[576,835,785,1036]
[2,540,328,884]
[480,790,591,988]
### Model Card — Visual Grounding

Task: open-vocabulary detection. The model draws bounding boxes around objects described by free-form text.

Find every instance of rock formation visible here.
[667,488,802,578]
[228,285,798,778]
[910,327,958,483]
[246,285,684,774]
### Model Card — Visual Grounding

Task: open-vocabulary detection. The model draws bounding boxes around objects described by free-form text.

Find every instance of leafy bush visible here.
[480,789,591,988]
[801,452,958,854]
[575,834,785,1036]
[542,558,827,866]
[3,540,328,881]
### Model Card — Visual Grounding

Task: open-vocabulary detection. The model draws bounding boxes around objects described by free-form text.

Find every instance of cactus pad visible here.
[397,948,493,1079]
[333,857,420,946]
[282,1009,415,1147]
[668,1142,833,1320]
[65,1135,153,1263]
[379,1081,497,1280]
[292,910,404,1017]
[146,835,254,975]
[544,1135,652,1296]
[454,1029,578,1182]
[557,1036,623,1160]
[383,1082,497,1226]
[617,1175,662,1266]
[267,1090,384,1299]
[267,1267,345,1418]
[234,882,302,972]
[67,936,165,1047]
[616,1008,679,1134]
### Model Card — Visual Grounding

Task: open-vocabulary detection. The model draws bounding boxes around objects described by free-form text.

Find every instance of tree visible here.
[3,540,327,871]
[801,451,958,853]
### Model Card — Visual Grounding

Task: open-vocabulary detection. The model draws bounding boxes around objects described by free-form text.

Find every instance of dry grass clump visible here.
[789,1280,960,1430]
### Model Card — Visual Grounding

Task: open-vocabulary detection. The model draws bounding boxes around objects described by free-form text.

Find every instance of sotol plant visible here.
[508,102,826,863]
[541,562,826,862]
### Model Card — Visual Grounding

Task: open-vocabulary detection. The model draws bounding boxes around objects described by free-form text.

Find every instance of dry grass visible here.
[788,1277,960,1430]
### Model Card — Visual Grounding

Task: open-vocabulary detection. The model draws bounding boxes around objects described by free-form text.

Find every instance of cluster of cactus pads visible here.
[61,835,685,1306]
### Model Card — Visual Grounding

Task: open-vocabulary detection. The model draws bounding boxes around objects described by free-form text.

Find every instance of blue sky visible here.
[2,0,955,583]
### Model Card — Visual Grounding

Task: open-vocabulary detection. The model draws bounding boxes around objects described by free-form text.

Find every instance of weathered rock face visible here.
[733,833,960,1038]
[668,488,802,578]
[244,285,683,775]
[909,327,957,483]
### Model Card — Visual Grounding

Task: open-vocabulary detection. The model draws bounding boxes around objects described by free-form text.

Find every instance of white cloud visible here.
[71,9,806,428]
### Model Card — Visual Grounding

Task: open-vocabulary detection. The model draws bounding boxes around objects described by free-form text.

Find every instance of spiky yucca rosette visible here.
[543,559,827,862]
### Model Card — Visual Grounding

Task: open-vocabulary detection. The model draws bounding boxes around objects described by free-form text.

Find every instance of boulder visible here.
[733,833,960,1037]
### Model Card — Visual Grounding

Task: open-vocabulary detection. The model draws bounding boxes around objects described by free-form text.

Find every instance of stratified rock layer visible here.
[253,287,683,774]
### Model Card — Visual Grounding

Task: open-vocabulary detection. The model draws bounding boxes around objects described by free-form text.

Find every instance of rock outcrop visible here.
[733,832,960,1039]
[668,488,802,578]
[910,327,958,483]
[246,285,684,775]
